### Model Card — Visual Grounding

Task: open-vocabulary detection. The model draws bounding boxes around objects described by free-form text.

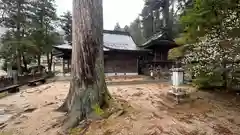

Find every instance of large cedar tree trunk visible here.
[59,0,111,129]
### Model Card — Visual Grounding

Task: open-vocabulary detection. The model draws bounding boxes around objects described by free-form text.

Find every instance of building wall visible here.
[104,52,138,75]
[138,46,174,76]
[153,48,169,61]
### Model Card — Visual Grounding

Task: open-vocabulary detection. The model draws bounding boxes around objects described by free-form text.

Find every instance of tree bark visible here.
[16,0,22,75]
[50,52,53,71]
[47,53,53,72]
[22,54,28,73]
[58,0,111,129]
[37,54,41,73]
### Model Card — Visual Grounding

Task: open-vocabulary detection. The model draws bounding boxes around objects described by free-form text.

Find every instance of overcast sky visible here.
[55,0,144,30]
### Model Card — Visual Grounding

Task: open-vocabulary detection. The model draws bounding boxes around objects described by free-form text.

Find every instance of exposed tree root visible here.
[60,82,112,130]
[56,84,73,112]
[60,96,129,134]
[56,102,68,112]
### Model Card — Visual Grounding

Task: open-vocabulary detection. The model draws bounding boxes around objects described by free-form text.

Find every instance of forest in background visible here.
[0,0,72,74]
[114,0,192,58]
[116,0,240,90]
[1,0,240,90]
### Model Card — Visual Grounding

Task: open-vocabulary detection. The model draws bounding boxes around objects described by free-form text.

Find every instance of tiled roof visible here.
[54,30,144,51]
[103,31,141,50]
[141,31,178,49]
[54,44,110,51]
[141,32,164,47]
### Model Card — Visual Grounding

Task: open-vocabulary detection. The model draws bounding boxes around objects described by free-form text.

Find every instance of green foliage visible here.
[0,0,62,73]
[30,0,57,53]
[126,0,182,46]
[0,0,32,28]
[168,46,184,60]
[180,0,240,90]
[128,18,146,45]
[140,0,176,39]
[0,0,34,73]
[180,0,240,43]
[92,104,104,116]
[60,11,72,45]
[193,70,224,89]
[168,33,192,60]
[69,128,83,135]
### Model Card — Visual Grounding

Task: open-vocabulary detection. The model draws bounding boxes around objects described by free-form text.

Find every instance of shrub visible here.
[193,70,224,89]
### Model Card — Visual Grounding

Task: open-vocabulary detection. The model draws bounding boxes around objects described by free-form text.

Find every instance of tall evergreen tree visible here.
[181,0,240,89]
[140,0,174,39]
[128,18,145,45]
[29,0,57,71]
[60,11,72,45]
[58,0,111,129]
[123,25,129,32]
[114,22,122,31]
[0,0,32,74]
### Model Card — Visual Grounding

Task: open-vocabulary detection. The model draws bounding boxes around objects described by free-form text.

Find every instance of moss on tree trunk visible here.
[58,0,111,129]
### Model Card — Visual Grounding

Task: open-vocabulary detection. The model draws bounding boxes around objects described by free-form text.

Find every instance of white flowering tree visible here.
[183,35,240,89]
[181,0,240,89]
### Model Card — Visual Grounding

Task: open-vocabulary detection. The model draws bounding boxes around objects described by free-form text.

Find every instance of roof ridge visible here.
[103,30,130,36]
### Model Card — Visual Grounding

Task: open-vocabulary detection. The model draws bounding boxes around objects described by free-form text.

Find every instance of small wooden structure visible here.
[138,31,178,76]
[52,45,71,75]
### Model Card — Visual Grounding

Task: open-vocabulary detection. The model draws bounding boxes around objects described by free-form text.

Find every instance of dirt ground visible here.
[1,78,240,135]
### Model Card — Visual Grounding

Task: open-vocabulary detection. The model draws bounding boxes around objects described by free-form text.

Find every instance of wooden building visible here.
[53,30,148,76]
[138,31,178,75]
[53,30,177,76]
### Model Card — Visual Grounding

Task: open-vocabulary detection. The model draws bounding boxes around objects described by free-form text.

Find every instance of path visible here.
[0,81,240,135]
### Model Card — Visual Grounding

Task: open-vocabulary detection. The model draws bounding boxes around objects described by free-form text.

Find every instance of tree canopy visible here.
[60,11,72,45]
[114,22,122,31]
[0,0,64,73]
[179,0,240,89]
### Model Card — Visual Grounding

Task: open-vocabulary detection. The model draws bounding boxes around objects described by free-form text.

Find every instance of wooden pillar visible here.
[67,59,70,72]
[62,58,65,76]
[53,58,55,73]
[137,57,139,75]
[12,70,18,85]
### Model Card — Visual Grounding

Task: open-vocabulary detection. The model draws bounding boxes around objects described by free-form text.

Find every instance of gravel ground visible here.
[0,79,240,135]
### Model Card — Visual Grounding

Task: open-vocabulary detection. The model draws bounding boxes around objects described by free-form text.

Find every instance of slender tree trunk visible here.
[16,0,22,75]
[50,52,53,71]
[37,54,41,73]
[22,54,28,73]
[47,53,52,72]
[16,50,21,74]
[163,0,170,36]
[58,0,111,129]
[222,61,227,89]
